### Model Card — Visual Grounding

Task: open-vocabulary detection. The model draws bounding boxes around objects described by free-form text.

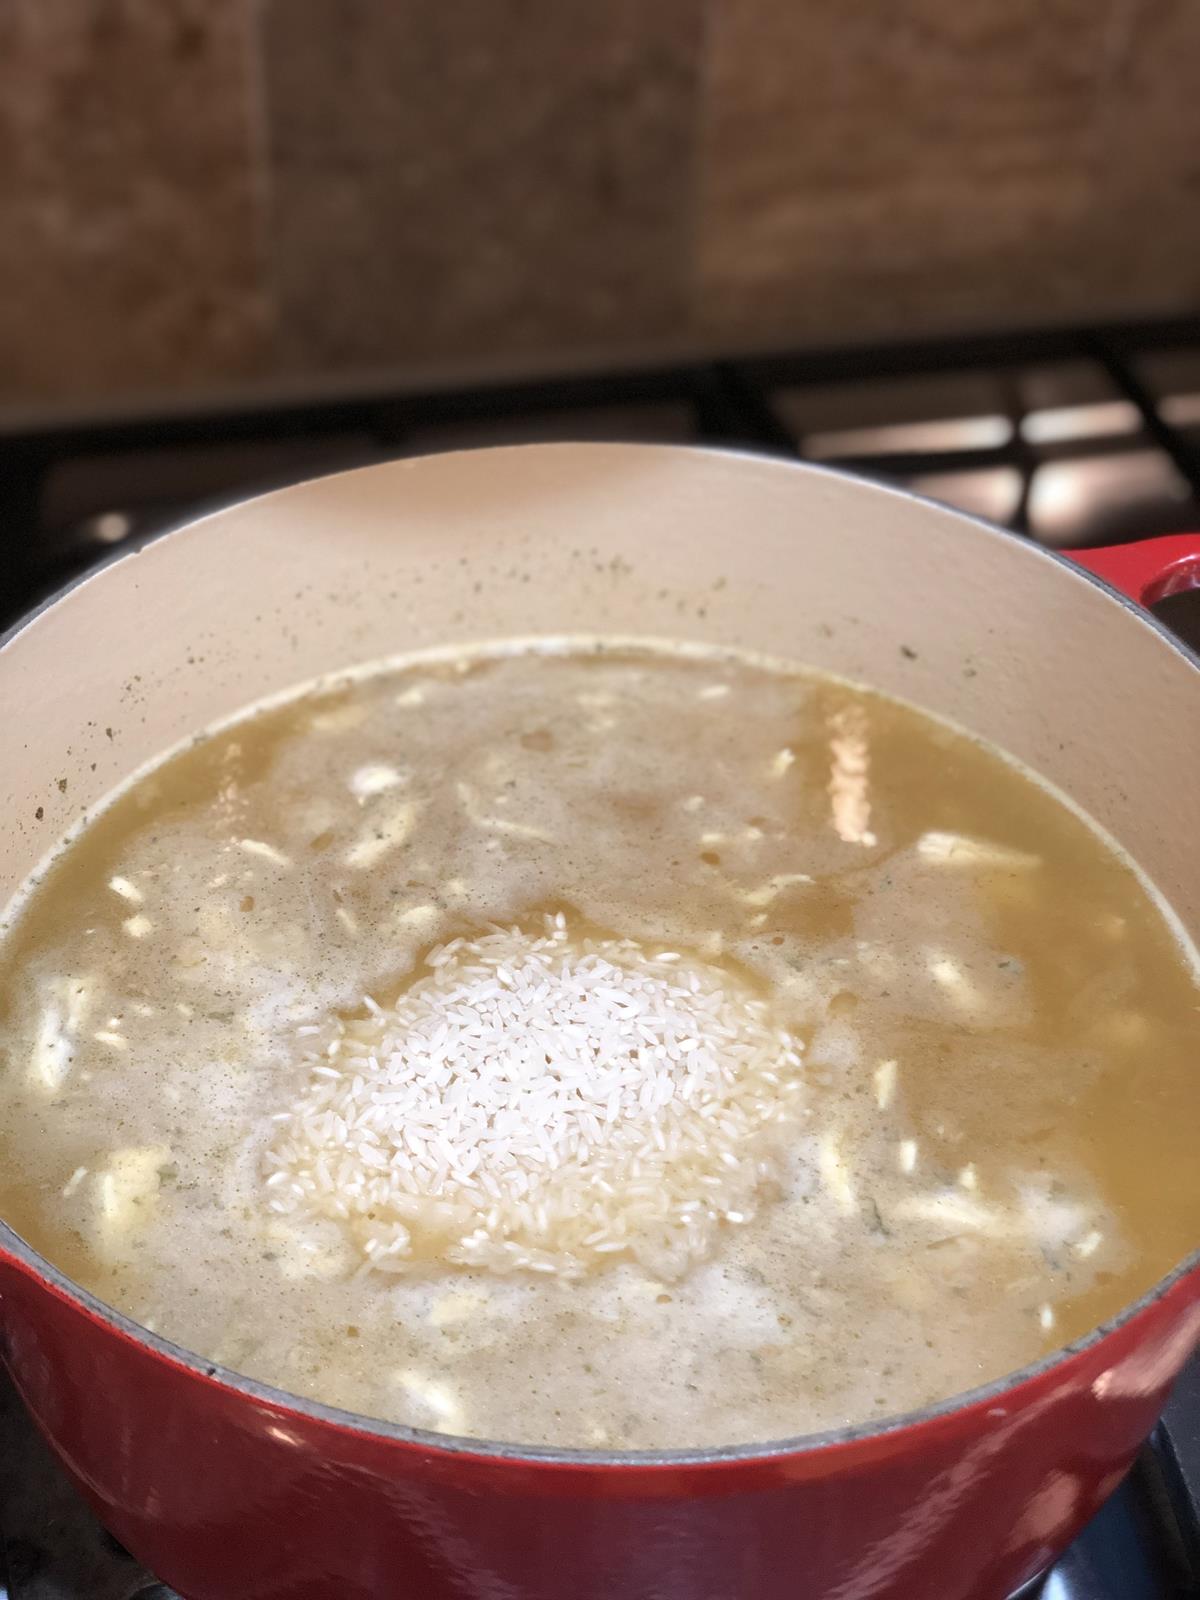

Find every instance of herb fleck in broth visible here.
[0,640,1196,1450]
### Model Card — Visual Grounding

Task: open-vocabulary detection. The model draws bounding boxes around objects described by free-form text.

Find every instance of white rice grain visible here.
[265,917,804,1280]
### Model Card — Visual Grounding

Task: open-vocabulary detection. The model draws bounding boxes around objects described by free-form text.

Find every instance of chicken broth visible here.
[0,639,1197,1450]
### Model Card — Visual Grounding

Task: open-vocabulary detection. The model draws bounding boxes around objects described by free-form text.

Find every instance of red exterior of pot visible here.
[1069,532,1200,606]
[1,1244,1198,1600]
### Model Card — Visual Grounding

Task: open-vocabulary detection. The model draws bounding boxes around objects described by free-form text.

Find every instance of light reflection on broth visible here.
[0,638,1197,1450]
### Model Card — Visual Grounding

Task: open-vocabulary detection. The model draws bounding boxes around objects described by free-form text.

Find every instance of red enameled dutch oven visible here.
[1,445,1198,1600]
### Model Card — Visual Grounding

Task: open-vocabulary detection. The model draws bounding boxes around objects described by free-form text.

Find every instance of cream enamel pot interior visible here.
[0,443,1197,1600]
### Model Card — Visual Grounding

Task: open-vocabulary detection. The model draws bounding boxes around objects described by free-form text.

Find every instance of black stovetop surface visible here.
[1,316,1198,1596]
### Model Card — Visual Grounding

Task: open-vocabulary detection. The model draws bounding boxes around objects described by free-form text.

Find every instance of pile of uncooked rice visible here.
[263,915,804,1279]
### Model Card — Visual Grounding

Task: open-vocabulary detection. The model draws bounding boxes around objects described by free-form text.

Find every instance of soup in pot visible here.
[0,639,1196,1449]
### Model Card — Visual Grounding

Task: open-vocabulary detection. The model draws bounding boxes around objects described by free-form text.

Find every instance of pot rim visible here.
[1,442,1197,1471]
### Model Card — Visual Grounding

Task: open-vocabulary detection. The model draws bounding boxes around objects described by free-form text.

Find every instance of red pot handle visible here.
[1068,533,1200,608]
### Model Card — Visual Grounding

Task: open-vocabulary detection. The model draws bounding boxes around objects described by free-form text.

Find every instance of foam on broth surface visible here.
[0,639,1197,1450]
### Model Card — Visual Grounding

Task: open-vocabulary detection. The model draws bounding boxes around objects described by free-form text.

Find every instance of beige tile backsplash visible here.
[2,0,1198,415]
[263,0,704,374]
[0,0,272,413]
